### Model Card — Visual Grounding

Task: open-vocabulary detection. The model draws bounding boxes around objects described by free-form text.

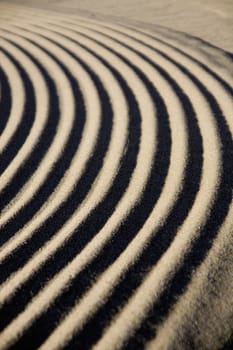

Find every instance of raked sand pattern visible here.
[0,3,233,350]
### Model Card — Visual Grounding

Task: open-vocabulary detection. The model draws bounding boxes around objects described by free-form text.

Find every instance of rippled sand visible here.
[0,2,232,350]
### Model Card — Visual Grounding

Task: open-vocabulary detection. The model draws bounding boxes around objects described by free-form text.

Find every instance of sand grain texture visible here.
[0,1,232,350]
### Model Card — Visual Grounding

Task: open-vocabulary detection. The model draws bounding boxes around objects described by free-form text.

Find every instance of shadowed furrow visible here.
[0,4,232,350]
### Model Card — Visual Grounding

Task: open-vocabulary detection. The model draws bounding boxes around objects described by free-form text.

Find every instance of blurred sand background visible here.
[2,0,233,52]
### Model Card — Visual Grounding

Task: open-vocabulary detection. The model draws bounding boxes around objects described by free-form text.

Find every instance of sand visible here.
[0,2,232,350]
[2,0,233,51]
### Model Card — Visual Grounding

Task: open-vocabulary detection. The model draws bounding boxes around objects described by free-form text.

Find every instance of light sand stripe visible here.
[11,5,233,107]
[10,10,233,135]
[0,36,49,197]
[0,18,156,319]
[0,27,75,230]
[76,20,233,350]
[147,199,233,350]
[147,25,233,86]
[27,16,189,279]
[0,5,232,350]
[4,8,233,138]
[6,5,232,89]
[66,13,233,87]
[0,50,25,155]
[0,23,129,295]
[33,22,222,350]
[71,18,233,150]
[70,13,233,87]
[108,23,233,134]
[25,24,188,350]
[0,28,157,350]
[77,23,228,348]
[0,24,102,261]
[0,12,221,348]
[55,15,233,102]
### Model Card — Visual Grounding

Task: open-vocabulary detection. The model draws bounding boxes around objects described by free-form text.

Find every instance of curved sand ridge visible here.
[0,4,233,350]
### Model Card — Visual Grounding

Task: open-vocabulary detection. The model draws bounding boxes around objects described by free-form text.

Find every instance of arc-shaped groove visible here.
[0,35,50,200]
[0,22,130,289]
[0,4,232,350]
[118,23,233,133]
[0,27,75,232]
[0,10,200,350]
[146,199,233,350]
[27,20,222,350]
[76,21,229,346]
[0,17,157,348]
[14,18,193,349]
[0,25,102,263]
[138,24,233,87]
[0,50,24,154]
[0,41,56,217]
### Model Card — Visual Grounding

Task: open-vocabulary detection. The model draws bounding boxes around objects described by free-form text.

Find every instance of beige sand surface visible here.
[3,0,233,51]
[0,2,232,350]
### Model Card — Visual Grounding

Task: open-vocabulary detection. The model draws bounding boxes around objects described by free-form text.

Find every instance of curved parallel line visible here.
[12,7,232,90]
[63,21,224,350]
[2,34,155,346]
[0,17,170,342]
[19,12,233,143]
[0,6,232,350]
[68,14,233,86]
[0,50,25,154]
[0,20,156,325]
[58,16,233,136]
[0,23,130,298]
[73,14,233,88]
[0,27,75,234]
[81,24,229,349]
[29,21,222,350]
[0,36,49,199]
[147,200,233,350]
[76,13,233,281]
[148,25,233,86]
[0,15,220,348]
[1,36,143,340]
[5,7,233,120]
[2,9,233,121]
[0,42,62,235]
[0,24,103,260]
[0,14,218,350]
[117,24,233,133]
[105,26,233,349]
[23,17,193,344]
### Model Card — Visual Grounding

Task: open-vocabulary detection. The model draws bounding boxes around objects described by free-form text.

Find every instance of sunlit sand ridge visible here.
[0,3,232,350]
